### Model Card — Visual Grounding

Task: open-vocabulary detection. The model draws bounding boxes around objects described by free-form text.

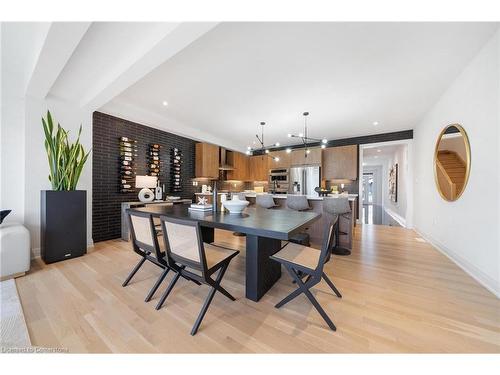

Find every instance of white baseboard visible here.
[384,208,406,228]
[414,227,500,299]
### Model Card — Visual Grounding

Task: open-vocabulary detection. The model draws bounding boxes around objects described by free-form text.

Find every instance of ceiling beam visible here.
[26,22,91,99]
[81,22,218,111]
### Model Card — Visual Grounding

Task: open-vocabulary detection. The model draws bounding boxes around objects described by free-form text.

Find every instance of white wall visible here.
[413,29,500,297]
[385,145,408,221]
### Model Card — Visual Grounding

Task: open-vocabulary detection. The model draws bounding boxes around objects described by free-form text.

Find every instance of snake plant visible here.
[42,111,91,191]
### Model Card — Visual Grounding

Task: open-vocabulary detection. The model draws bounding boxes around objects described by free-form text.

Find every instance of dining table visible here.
[130,204,321,302]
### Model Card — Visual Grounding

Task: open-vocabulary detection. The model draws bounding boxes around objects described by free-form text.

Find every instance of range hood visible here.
[219,147,234,171]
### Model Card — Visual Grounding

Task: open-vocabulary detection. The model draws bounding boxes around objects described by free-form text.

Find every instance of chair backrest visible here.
[315,218,336,273]
[126,209,164,260]
[286,195,310,211]
[322,197,351,216]
[256,194,276,208]
[160,216,207,273]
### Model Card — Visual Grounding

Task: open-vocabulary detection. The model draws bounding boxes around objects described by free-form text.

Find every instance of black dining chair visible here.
[158,216,239,335]
[124,210,172,302]
[270,218,342,331]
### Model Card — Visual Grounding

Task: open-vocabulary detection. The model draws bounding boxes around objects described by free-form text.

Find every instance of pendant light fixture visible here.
[287,112,328,157]
[246,122,281,161]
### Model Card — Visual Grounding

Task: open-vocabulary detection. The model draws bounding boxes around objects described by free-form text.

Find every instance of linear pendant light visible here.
[287,112,328,157]
[246,122,280,162]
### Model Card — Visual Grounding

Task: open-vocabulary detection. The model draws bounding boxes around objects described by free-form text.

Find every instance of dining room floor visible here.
[15,225,500,353]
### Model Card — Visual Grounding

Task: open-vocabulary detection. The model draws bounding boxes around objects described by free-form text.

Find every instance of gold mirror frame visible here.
[433,123,471,202]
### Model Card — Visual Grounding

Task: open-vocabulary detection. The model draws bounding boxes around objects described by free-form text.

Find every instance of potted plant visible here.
[40,111,91,263]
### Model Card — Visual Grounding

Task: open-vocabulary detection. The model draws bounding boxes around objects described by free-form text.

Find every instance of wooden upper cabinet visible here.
[195,143,219,179]
[290,148,322,166]
[226,151,249,181]
[322,145,358,180]
[268,150,291,169]
[249,155,269,181]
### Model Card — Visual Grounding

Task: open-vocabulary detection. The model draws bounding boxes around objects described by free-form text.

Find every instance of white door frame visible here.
[358,139,414,228]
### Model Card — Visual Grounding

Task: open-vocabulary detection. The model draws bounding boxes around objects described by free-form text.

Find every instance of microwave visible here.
[269,168,289,193]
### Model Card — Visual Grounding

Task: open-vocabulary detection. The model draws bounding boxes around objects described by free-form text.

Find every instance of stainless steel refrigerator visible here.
[289,166,321,196]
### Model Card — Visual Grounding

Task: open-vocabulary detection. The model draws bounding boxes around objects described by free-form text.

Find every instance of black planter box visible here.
[40,190,87,264]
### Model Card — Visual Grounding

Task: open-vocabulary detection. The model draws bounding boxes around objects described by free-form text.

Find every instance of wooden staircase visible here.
[436,150,466,200]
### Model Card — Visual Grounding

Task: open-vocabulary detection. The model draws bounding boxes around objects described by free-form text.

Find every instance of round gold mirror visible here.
[434,124,471,201]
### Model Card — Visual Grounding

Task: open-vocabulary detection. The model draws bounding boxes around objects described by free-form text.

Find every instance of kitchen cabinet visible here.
[322,145,358,180]
[226,151,249,181]
[290,148,322,166]
[268,150,291,169]
[195,142,219,179]
[249,155,269,181]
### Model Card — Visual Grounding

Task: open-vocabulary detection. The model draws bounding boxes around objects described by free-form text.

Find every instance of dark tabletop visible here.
[131,205,320,240]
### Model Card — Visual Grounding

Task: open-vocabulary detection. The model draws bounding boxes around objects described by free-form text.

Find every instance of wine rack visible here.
[148,144,161,177]
[171,147,182,193]
[119,137,137,192]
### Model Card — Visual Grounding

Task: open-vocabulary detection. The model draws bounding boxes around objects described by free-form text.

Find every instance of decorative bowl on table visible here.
[222,199,249,214]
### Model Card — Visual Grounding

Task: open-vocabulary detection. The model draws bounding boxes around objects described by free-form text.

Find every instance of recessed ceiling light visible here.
[246,150,251,155]
[275,142,280,147]
[287,134,292,138]
[377,149,381,152]
[321,139,328,144]
[362,162,367,166]
[373,121,379,126]
[286,148,292,153]
[298,132,304,137]
[162,101,168,106]
[247,146,251,150]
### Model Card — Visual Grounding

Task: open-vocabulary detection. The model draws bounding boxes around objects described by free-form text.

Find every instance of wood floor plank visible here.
[15,225,500,353]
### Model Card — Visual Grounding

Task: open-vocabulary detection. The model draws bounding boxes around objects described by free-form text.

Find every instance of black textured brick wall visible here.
[92,112,196,243]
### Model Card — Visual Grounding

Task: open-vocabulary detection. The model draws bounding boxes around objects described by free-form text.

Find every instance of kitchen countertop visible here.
[244,193,358,201]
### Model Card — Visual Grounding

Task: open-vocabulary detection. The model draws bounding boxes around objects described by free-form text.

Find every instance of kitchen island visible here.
[244,193,358,249]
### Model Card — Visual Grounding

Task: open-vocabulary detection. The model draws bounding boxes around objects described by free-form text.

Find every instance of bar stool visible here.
[286,195,311,247]
[323,197,351,256]
[256,194,277,208]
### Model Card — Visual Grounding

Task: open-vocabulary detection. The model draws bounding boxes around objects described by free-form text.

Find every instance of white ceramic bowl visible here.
[222,199,249,214]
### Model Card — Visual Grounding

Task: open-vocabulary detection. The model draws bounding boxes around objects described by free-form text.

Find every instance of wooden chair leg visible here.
[155,271,181,310]
[145,268,170,302]
[191,263,229,335]
[122,257,146,287]
[322,272,342,298]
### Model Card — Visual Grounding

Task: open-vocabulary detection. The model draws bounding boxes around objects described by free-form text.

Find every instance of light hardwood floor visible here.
[15,225,500,353]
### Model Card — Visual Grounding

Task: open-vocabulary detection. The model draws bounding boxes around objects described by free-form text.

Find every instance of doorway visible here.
[359,141,412,227]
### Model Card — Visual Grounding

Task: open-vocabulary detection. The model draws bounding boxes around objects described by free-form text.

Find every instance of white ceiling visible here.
[50,22,180,103]
[99,22,498,152]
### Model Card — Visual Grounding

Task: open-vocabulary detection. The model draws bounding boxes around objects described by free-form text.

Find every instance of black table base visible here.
[245,235,282,301]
